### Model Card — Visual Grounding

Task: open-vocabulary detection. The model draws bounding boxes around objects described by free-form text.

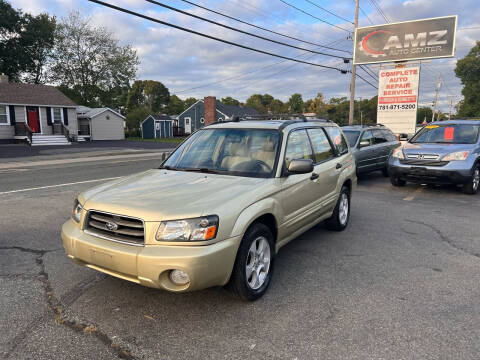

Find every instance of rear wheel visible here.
[326,186,350,231]
[229,223,274,301]
[462,165,480,195]
[390,176,406,187]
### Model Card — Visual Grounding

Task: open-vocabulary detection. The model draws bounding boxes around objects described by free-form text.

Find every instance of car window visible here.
[373,129,388,144]
[163,128,281,178]
[360,130,373,146]
[343,130,360,147]
[307,128,334,163]
[285,129,313,168]
[382,129,397,142]
[324,126,348,154]
[411,124,480,144]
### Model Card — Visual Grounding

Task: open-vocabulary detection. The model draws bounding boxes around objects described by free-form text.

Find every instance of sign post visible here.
[377,66,420,134]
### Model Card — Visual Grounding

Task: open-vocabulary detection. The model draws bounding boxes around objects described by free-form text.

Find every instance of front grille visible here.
[400,159,449,167]
[85,210,145,246]
[405,153,440,160]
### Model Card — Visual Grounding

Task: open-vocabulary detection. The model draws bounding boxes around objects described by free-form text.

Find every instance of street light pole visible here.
[348,0,360,125]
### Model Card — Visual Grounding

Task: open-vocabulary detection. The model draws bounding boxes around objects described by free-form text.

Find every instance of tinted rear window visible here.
[343,130,360,147]
[411,124,480,144]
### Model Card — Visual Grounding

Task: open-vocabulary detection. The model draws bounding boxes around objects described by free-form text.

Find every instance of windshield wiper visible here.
[182,167,221,174]
[159,165,179,171]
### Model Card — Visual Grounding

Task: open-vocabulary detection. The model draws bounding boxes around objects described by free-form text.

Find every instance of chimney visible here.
[204,96,216,125]
[0,74,8,83]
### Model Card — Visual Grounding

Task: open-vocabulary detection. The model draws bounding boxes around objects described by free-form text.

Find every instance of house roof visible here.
[215,100,258,117]
[0,83,77,107]
[77,106,125,119]
[151,114,173,120]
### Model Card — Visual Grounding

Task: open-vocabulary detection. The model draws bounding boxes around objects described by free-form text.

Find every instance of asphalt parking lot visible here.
[1,155,480,359]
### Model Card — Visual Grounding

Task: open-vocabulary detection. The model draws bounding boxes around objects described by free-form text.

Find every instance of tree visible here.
[183,97,197,109]
[455,41,480,117]
[221,96,240,106]
[417,107,433,124]
[288,93,303,113]
[125,106,150,131]
[167,94,184,114]
[245,93,283,113]
[0,1,56,82]
[304,92,326,116]
[245,94,265,113]
[51,11,138,106]
[126,80,170,113]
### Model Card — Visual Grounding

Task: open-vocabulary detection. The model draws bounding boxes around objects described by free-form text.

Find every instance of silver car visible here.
[342,125,400,176]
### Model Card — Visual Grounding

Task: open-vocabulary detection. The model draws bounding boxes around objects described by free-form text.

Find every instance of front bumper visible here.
[61,220,241,292]
[388,158,473,185]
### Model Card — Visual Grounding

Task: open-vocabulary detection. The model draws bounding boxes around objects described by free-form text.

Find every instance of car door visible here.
[382,129,401,159]
[355,130,376,172]
[372,129,390,168]
[279,129,322,235]
[307,126,342,212]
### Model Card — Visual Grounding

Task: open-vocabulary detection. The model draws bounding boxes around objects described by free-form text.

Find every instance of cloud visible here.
[9,0,480,112]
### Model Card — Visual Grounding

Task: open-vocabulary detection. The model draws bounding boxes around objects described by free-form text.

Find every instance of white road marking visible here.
[0,177,121,195]
[403,187,423,201]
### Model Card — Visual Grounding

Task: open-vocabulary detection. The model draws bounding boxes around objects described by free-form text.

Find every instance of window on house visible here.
[52,108,62,123]
[0,105,8,124]
[200,117,205,124]
[218,118,223,122]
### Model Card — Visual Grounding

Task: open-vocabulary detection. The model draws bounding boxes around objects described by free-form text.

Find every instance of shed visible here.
[76,106,125,141]
[141,114,174,139]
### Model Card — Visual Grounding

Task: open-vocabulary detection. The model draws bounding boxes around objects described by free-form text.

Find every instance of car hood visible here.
[402,142,476,156]
[80,169,274,221]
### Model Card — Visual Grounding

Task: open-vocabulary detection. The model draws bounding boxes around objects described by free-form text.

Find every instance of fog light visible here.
[169,269,190,285]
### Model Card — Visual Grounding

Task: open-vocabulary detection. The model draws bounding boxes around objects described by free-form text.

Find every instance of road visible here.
[1,155,480,359]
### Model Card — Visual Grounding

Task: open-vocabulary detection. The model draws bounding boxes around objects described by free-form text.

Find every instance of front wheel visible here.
[326,186,350,231]
[390,176,406,187]
[229,223,274,301]
[462,165,480,195]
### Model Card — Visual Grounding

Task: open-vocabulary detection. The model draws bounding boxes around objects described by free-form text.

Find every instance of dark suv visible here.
[342,124,400,176]
[388,120,480,194]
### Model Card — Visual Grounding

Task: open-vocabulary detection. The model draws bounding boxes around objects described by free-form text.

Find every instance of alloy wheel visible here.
[246,236,271,290]
[338,193,349,226]
[473,168,480,191]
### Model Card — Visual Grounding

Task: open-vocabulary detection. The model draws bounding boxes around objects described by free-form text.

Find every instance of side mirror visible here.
[287,159,314,174]
[359,140,370,148]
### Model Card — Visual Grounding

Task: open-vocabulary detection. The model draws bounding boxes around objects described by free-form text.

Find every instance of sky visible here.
[9,0,480,112]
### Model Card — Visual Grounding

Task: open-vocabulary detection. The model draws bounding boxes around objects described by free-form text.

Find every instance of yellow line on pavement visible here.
[403,187,423,201]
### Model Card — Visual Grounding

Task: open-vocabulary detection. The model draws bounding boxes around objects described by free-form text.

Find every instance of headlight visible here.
[442,151,470,161]
[72,199,83,223]
[155,215,219,242]
[392,147,404,159]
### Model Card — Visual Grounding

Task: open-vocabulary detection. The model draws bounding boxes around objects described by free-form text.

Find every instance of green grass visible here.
[126,137,185,143]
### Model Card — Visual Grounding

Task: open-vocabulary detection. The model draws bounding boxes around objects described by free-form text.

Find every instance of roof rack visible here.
[232,114,332,123]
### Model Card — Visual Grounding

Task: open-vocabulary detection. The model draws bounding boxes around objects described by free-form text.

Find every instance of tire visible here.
[462,165,480,195]
[326,186,350,231]
[229,223,275,301]
[382,167,389,177]
[390,176,406,187]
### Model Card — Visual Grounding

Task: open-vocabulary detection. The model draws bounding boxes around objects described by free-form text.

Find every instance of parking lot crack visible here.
[1,247,136,360]
[405,219,480,259]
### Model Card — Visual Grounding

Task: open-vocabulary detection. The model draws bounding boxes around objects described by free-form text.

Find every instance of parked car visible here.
[62,118,357,301]
[389,120,480,194]
[341,124,400,176]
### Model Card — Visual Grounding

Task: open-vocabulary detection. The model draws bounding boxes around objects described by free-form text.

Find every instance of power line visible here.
[145,0,350,60]
[358,5,374,25]
[176,37,349,94]
[368,0,390,23]
[303,0,353,24]
[355,72,378,89]
[144,0,349,59]
[458,26,480,31]
[88,0,347,72]
[359,65,378,82]
[176,0,351,54]
[278,0,352,33]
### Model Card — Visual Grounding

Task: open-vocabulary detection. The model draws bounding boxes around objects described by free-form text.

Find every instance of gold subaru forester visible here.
[62,119,356,300]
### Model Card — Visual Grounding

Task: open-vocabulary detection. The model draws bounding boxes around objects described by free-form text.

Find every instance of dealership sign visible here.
[377,67,420,134]
[354,16,457,65]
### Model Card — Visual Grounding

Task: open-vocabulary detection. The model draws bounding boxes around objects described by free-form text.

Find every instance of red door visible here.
[27,107,40,133]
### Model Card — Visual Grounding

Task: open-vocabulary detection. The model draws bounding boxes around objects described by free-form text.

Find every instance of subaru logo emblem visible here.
[105,221,118,231]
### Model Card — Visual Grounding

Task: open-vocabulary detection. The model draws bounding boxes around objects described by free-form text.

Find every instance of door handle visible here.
[336,163,342,169]
[310,173,319,180]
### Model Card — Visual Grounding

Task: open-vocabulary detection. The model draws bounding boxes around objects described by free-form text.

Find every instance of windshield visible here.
[163,128,281,178]
[411,124,480,144]
[343,130,361,147]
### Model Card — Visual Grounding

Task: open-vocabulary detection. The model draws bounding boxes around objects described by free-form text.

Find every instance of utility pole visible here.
[431,75,441,122]
[448,96,455,120]
[348,0,360,125]
[359,97,363,125]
